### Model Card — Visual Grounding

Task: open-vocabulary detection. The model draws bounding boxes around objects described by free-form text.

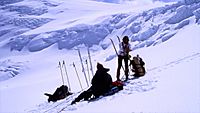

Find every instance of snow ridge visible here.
[0,1,199,52]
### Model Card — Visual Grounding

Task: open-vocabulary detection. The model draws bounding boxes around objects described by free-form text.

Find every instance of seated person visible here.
[71,63,113,104]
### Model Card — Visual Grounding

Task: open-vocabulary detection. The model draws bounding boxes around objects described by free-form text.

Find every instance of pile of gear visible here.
[44,36,146,105]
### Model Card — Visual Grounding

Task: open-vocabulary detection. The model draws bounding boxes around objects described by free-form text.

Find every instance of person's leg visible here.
[71,88,92,104]
[71,91,87,104]
[124,55,129,80]
[116,56,123,81]
[84,89,93,100]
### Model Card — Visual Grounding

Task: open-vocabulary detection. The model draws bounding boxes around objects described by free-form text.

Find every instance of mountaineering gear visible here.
[62,61,71,91]
[130,55,146,77]
[44,85,72,102]
[78,49,89,87]
[116,36,132,81]
[71,63,114,104]
[110,38,125,75]
[73,62,83,90]
[110,38,120,58]
[44,61,73,103]
[85,59,91,82]
[87,47,94,77]
[59,62,65,85]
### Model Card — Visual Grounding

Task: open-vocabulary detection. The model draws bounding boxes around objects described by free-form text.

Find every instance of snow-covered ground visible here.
[0,0,200,113]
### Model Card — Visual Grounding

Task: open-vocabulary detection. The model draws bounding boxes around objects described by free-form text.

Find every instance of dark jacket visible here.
[91,67,112,97]
[71,63,113,105]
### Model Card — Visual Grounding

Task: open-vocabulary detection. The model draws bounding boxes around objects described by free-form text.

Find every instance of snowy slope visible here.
[0,0,200,113]
[24,23,200,113]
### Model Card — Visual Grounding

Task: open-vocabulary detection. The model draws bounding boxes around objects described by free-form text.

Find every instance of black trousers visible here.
[116,55,129,80]
[72,88,93,103]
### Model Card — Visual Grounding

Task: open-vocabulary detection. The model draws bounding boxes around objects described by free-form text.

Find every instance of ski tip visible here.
[72,62,75,66]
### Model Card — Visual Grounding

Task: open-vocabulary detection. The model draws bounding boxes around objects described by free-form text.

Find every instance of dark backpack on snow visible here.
[44,85,72,102]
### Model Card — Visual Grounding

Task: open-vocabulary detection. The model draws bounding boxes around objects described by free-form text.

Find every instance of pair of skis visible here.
[72,47,94,91]
[110,36,125,72]
[58,60,71,91]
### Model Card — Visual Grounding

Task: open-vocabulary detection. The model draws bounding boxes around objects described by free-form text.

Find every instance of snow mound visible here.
[0,59,28,81]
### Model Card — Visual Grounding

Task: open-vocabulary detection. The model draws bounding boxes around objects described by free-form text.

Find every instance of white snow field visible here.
[0,0,200,113]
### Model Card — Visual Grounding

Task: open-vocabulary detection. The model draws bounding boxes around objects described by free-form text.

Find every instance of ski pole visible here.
[72,62,83,91]
[117,35,120,43]
[62,60,71,91]
[87,47,94,76]
[85,59,90,82]
[59,61,65,85]
[77,49,89,87]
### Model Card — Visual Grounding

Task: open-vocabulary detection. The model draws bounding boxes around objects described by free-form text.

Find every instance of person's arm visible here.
[118,42,124,56]
[128,43,132,52]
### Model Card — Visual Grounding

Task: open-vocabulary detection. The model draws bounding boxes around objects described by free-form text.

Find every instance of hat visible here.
[97,62,103,70]
[96,63,110,72]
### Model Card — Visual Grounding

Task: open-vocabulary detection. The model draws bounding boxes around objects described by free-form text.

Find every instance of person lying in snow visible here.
[44,85,72,102]
[71,63,123,105]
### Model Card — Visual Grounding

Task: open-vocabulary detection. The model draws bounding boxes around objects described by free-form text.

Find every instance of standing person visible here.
[71,63,112,104]
[116,36,132,81]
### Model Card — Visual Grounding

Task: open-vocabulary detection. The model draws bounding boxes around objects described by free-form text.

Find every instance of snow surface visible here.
[0,0,200,113]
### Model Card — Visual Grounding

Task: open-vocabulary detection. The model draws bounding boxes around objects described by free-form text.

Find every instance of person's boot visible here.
[125,75,128,81]
[116,73,121,81]
[117,78,121,81]
[125,69,129,81]
[71,100,76,105]
[71,98,80,105]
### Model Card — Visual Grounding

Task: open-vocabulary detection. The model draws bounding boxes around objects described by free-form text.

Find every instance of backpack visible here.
[130,56,146,77]
[103,81,124,96]
[44,85,72,102]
